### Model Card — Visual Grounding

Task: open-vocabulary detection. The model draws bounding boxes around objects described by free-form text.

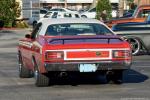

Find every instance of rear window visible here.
[45,23,113,36]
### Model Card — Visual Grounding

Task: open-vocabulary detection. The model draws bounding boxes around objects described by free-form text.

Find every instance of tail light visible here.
[113,50,131,58]
[45,51,64,61]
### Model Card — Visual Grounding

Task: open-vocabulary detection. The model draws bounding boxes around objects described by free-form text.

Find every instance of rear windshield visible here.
[45,23,113,36]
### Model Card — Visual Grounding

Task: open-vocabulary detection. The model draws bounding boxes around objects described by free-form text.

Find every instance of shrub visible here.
[96,0,112,20]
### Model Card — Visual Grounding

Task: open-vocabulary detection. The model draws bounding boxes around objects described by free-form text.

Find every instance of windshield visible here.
[44,12,53,18]
[45,23,113,36]
[132,6,138,17]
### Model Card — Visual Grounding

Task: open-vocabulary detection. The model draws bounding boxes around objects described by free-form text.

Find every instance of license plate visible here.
[79,64,97,72]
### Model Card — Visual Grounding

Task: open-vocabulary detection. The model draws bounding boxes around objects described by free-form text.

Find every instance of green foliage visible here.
[16,21,29,28]
[0,0,21,27]
[96,0,112,20]
[127,0,134,3]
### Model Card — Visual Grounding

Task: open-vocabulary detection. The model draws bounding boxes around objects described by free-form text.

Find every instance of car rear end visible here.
[43,36,132,73]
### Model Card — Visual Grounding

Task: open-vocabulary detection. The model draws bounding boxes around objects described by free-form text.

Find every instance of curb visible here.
[0,28,31,31]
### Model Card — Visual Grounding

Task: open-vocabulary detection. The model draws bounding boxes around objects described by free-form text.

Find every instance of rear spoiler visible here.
[48,36,123,45]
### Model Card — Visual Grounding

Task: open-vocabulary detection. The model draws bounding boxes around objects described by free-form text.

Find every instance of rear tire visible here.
[34,69,49,87]
[33,60,49,87]
[106,70,123,84]
[18,54,33,78]
[112,70,123,84]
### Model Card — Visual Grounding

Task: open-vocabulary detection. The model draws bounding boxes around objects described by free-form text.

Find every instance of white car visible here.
[81,8,117,19]
[28,9,48,26]
[81,8,96,18]
[43,12,81,18]
[33,12,80,28]
[49,8,78,14]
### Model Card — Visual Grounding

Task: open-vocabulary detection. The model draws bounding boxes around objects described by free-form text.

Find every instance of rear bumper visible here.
[44,61,131,72]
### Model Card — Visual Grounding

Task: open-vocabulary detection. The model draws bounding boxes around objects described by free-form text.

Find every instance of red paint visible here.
[67,51,109,59]
[18,35,132,74]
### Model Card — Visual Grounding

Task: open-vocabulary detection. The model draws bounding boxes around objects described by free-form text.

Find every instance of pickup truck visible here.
[112,14,150,55]
[106,5,150,28]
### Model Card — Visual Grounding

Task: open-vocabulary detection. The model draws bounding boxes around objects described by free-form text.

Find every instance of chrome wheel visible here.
[126,38,141,55]
[34,69,38,81]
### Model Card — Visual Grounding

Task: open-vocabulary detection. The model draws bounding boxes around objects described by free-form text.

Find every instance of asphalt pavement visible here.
[0,29,150,100]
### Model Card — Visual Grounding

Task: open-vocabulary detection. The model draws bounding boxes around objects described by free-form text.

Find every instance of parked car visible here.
[18,18,132,87]
[40,9,48,18]
[49,8,78,13]
[43,12,80,18]
[112,14,150,55]
[78,8,89,13]
[80,8,96,18]
[28,9,48,26]
[106,5,150,28]
[32,12,80,28]
[80,7,117,19]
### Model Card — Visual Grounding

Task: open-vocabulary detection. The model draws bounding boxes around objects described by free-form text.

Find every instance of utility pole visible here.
[92,0,97,7]
[64,0,67,8]
[138,0,140,6]
[119,0,124,17]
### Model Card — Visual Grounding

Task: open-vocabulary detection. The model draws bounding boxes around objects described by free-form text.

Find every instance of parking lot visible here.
[0,29,150,100]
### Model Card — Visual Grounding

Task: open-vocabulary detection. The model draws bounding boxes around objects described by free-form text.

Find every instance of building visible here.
[40,0,93,10]
[134,0,150,5]
[40,0,119,10]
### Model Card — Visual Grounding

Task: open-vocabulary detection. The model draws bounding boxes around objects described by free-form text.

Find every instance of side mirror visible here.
[25,34,31,38]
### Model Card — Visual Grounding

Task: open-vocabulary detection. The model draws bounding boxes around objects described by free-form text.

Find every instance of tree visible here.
[0,0,21,27]
[96,0,112,20]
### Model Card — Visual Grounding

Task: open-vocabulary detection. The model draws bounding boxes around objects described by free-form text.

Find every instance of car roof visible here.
[40,18,102,25]
[38,18,109,36]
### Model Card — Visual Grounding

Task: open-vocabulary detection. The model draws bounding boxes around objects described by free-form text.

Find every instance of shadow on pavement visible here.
[123,69,149,83]
[48,69,149,86]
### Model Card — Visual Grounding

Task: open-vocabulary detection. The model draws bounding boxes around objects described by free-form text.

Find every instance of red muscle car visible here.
[18,18,132,87]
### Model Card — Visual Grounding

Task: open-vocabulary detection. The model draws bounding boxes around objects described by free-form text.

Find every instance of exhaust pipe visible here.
[106,71,114,75]
[59,72,68,77]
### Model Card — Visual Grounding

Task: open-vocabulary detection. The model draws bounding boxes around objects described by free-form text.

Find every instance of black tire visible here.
[18,53,33,78]
[106,70,123,84]
[33,60,49,87]
[112,70,123,84]
[126,37,141,55]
